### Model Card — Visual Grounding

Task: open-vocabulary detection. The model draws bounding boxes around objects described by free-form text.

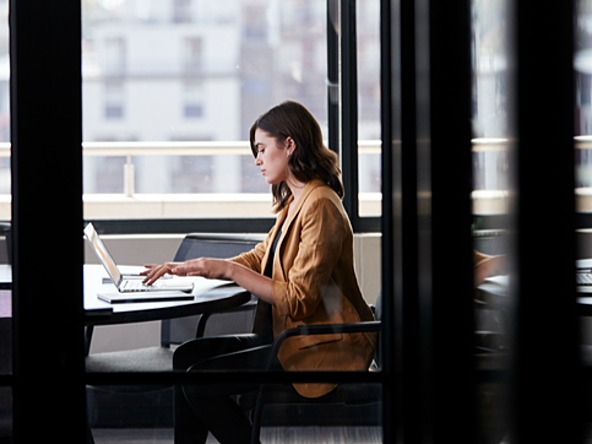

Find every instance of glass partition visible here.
[0,1,9,441]
[472,0,514,440]
[82,1,383,441]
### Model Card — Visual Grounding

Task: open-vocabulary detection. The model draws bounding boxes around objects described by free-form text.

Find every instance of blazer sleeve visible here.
[228,231,272,274]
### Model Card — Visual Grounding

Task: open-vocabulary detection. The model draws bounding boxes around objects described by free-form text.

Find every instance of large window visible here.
[81,0,383,225]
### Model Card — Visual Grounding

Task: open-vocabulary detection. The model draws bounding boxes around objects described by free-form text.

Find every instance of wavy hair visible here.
[249,100,343,212]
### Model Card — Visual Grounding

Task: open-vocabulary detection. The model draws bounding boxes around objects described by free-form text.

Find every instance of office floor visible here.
[88,423,592,443]
[90,426,382,443]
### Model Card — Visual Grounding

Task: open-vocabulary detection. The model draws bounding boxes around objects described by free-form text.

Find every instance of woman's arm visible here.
[141,257,276,303]
[172,258,277,304]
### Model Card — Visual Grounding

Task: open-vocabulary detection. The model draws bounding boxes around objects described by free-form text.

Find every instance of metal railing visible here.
[0,138,590,218]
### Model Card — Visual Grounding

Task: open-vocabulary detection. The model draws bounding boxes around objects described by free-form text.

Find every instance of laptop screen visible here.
[84,223,122,286]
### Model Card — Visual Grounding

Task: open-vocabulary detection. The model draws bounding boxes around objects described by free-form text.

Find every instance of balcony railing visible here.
[0,138,590,220]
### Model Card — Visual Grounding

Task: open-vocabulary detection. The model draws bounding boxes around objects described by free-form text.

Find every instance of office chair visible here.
[238,293,383,444]
[0,222,10,265]
[160,233,263,343]
[239,283,509,444]
[85,233,262,429]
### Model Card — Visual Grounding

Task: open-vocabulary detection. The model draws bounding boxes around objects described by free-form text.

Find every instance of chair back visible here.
[372,290,382,369]
[0,222,10,264]
[161,233,263,346]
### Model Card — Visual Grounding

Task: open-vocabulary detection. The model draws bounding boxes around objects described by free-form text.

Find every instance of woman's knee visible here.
[173,334,261,371]
[173,337,214,370]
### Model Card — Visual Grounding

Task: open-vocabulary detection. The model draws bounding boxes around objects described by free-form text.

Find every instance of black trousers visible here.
[172,334,275,444]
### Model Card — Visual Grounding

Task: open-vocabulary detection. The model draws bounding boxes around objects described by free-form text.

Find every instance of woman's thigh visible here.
[173,333,267,371]
[187,343,273,372]
[182,339,275,398]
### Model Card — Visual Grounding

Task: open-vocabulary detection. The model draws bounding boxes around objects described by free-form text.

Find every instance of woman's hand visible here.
[141,261,183,285]
[141,258,233,285]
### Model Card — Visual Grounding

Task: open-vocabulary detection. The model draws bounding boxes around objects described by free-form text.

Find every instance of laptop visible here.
[577,271,592,286]
[84,222,195,294]
[577,259,592,286]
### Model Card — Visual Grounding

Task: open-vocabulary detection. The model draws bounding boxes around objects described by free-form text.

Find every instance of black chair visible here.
[241,285,509,444]
[0,222,10,265]
[240,293,383,444]
[85,233,262,429]
[161,233,263,343]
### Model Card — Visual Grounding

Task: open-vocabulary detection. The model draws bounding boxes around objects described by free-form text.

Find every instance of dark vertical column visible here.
[511,1,582,442]
[10,0,85,442]
[414,0,476,442]
[340,0,359,220]
[427,0,477,440]
[399,0,424,440]
[380,0,400,441]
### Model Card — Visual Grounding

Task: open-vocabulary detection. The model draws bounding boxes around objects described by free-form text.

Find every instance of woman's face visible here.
[253,128,292,185]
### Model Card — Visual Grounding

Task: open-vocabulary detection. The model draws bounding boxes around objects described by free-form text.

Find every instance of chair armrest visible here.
[195,298,257,337]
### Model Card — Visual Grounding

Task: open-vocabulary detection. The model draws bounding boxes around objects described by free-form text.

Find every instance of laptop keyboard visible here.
[118,277,194,293]
[577,273,592,285]
[120,279,164,292]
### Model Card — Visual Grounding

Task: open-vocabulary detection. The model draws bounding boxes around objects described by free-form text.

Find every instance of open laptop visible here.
[577,259,592,286]
[84,222,195,294]
[577,271,592,286]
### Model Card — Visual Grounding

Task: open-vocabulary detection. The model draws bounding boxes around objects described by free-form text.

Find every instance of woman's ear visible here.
[285,136,296,157]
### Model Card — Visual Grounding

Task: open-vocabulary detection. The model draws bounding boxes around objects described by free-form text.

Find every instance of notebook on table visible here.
[84,222,195,296]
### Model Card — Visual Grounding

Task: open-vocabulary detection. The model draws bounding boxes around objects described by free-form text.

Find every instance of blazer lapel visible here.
[271,180,324,280]
[277,179,323,237]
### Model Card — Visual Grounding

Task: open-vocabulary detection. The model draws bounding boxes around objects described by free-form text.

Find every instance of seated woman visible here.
[142,100,377,444]
[474,250,506,285]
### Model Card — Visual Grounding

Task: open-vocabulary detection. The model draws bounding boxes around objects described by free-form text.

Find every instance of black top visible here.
[252,229,281,339]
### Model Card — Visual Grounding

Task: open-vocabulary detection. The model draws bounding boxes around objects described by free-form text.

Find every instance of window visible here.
[356,0,381,217]
[183,36,203,73]
[103,37,126,75]
[103,81,125,119]
[78,0,381,230]
[182,80,204,119]
[173,0,192,23]
[471,0,512,199]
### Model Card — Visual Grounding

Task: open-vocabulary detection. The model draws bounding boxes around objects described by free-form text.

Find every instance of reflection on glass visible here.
[0,0,9,195]
[0,2,9,438]
[471,0,513,442]
[576,1,592,187]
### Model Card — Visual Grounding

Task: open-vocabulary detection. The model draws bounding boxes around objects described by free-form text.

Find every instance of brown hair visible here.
[249,100,343,212]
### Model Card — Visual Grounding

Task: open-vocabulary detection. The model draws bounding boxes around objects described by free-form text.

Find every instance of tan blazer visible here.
[231,179,376,398]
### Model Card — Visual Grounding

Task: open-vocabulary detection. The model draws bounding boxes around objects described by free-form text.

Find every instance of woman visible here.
[142,100,376,444]
[474,250,506,285]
